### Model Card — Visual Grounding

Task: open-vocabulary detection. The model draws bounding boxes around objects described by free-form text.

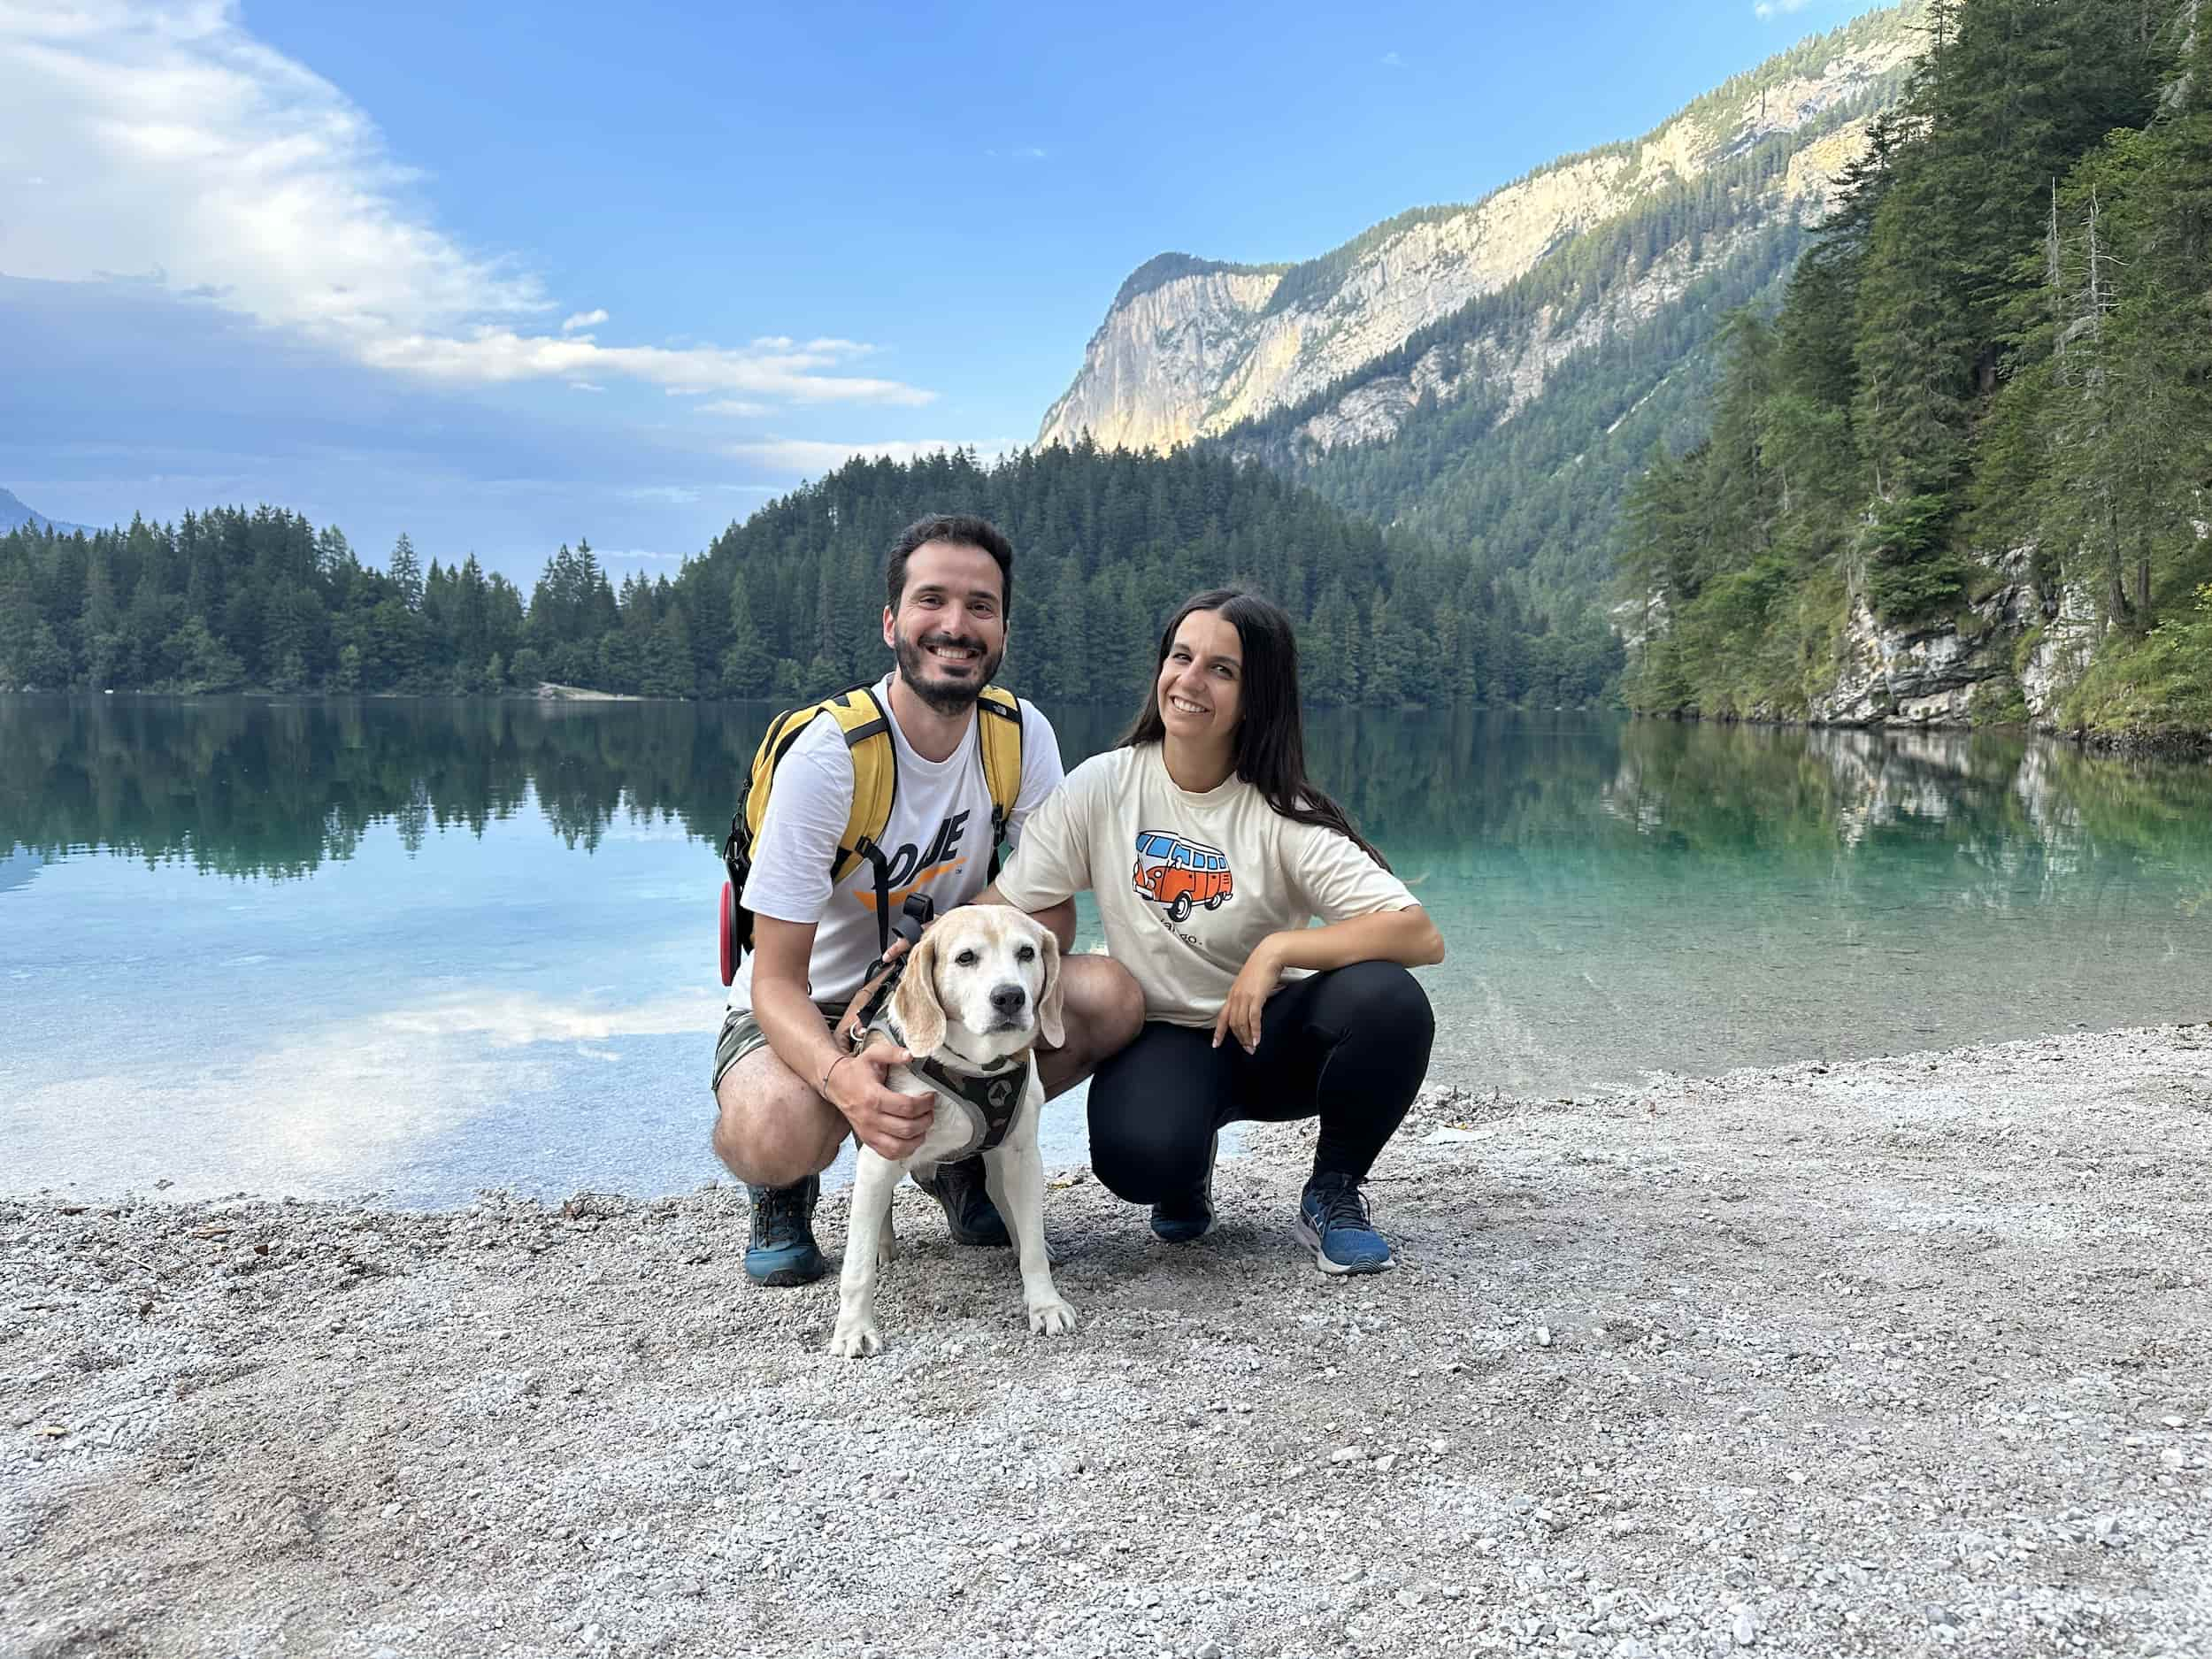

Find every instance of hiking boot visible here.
[1150,1131,1218,1243]
[1294,1171,1395,1276]
[743,1175,826,1286]
[913,1155,1010,1247]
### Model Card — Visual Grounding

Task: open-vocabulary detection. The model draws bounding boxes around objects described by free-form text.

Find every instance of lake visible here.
[4,693,2209,1208]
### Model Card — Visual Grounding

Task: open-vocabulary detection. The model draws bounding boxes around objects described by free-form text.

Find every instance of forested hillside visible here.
[1619,0,2212,739]
[0,444,1621,709]
[1218,151,1838,605]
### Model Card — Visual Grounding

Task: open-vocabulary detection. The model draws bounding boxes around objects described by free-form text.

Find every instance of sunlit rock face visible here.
[1038,16,1921,457]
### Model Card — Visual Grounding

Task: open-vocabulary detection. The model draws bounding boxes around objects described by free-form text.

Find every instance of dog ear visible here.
[1036,926,1066,1050]
[891,927,947,1057]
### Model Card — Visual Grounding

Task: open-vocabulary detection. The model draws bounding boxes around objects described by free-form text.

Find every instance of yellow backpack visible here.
[718,684,1025,985]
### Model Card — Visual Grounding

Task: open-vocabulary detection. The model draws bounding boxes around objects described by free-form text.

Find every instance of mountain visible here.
[0,488,94,537]
[1039,3,1928,603]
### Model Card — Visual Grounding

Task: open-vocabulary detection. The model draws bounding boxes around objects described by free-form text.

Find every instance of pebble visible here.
[1536,1326,1554,1348]
[1372,1453,1399,1473]
[1330,1447,1363,1464]
[1732,1609,1758,1646]
[1197,1646,1222,1659]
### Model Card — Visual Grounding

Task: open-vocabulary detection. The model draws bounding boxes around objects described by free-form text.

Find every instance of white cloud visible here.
[1753,0,1811,15]
[560,307,607,333]
[0,3,933,407]
[697,398,769,417]
[727,435,1023,474]
[1380,50,1405,67]
[567,380,603,392]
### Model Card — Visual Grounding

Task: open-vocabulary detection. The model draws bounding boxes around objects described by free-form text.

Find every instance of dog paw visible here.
[826,1317,882,1358]
[1026,1297,1078,1337]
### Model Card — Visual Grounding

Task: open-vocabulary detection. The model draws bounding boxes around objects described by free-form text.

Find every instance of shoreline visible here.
[5,1022,2209,1656]
[1627,706,2212,759]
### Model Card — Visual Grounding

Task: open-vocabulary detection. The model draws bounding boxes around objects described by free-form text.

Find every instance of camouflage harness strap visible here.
[873,1014,1028,1157]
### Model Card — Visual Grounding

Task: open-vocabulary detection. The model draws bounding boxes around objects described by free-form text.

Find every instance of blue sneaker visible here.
[1295,1172,1395,1276]
[744,1176,826,1286]
[1150,1132,1217,1243]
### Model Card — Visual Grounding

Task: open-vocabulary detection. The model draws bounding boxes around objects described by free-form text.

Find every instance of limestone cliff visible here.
[1039,5,1926,457]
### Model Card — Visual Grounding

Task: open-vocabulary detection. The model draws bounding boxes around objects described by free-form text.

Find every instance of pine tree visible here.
[388,533,424,611]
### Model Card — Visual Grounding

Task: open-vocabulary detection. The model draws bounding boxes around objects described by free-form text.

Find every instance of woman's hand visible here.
[1214,933,1289,1055]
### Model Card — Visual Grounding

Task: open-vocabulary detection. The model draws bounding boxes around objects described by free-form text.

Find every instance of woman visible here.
[991,588,1444,1274]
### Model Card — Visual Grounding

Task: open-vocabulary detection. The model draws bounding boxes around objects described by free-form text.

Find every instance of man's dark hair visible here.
[884,513,1015,615]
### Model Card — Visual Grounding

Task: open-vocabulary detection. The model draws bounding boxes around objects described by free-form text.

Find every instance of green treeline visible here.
[694,442,1620,708]
[0,442,1622,710]
[1619,0,2212,736]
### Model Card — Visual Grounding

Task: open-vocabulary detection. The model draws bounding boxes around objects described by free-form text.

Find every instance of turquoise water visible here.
[4,694,2209,1207]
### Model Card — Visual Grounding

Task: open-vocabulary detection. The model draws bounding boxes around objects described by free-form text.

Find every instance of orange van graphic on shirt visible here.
[1133,830,1234,923]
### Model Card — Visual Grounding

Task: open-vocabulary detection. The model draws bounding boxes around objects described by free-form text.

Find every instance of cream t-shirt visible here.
[995,743,1418,1028]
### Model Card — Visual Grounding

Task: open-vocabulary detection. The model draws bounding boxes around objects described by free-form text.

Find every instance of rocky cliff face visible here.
[1039,9,1924,455]
[1799,551,2101,732]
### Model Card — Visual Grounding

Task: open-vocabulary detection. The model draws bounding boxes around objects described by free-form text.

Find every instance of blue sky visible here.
[0,0,1874,585]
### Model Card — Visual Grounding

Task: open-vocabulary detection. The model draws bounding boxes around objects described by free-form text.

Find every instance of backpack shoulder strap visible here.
[974,687,1025,879]
[740,688,896,856]
[738,684,900,956]
[826,686,898,884]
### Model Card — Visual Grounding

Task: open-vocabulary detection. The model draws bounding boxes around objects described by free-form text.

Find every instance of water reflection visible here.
[5,695,2209,890]
[4,694,2209,1205]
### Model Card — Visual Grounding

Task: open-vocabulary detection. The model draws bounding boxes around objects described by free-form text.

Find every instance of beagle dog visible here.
[828,905,1077,1358]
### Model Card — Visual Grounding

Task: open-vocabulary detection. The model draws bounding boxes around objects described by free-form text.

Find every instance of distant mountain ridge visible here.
[1039,3,1931,603]
[0,488,95,537]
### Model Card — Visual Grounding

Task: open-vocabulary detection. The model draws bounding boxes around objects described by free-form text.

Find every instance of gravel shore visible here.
[4,1024,2209,1659]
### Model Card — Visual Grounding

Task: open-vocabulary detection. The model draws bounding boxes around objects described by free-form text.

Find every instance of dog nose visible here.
[989,983,1027,1016]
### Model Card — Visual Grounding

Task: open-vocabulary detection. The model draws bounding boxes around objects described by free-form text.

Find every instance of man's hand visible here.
[826,1039,936,1161]
[1214,934,1289,1056]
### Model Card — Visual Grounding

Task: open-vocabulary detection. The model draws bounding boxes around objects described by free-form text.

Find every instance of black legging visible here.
[1086,961,1435,1202]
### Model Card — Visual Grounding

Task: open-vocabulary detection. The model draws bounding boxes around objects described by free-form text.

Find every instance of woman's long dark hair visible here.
[1118,588,1392,872]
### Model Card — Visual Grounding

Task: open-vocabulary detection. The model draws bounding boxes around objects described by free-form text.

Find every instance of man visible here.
[710,512,1144,1285]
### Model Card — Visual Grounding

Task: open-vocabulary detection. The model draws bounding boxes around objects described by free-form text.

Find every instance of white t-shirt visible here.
[730,677,1066,1012]
[994,743,1418,1029]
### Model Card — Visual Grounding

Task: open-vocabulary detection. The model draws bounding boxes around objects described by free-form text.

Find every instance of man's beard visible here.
[893,626,1004,716]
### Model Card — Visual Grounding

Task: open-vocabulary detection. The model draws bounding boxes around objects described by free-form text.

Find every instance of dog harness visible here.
[858,1012,1028,1158]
